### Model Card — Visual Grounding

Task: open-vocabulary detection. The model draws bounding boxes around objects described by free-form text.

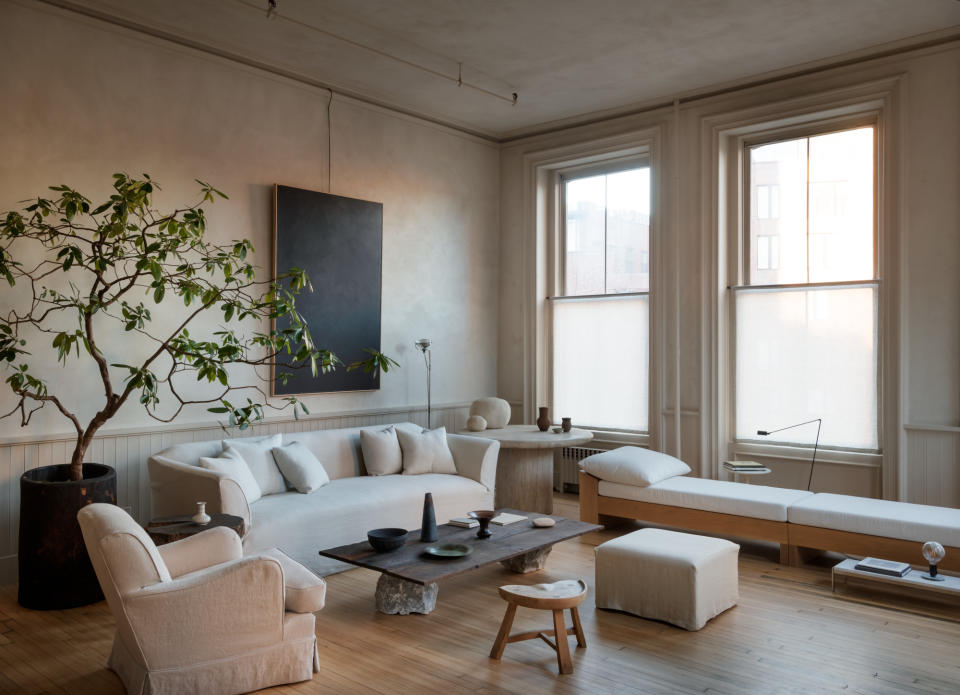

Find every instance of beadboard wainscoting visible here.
[0,403,476,585]
[905,425,960,508]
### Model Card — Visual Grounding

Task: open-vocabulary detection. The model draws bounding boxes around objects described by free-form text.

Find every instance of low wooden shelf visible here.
[831,558,960,598]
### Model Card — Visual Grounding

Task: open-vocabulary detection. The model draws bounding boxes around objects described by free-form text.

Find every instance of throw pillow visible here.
[360,426,403,475]
[199,448,262,504]
[271,441,330,494]
[222,433,285,495]
[580,447,691,487]
[397,426,458,475]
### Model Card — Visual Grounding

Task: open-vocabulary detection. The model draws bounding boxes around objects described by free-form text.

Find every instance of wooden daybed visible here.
[579,471,960,572]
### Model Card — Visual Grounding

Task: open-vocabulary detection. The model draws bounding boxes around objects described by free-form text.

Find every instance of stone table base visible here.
[375,574,439,615]
[500,546,552,574]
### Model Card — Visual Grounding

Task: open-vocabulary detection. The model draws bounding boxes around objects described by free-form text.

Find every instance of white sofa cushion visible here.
[223,434,285,495]
[598,476,815,522]
[360,426,403,475]
[398,426,457,475]
[199,448,262,504]
[582,447,691,487]
[788,493,960,547]
[271,441,330,493]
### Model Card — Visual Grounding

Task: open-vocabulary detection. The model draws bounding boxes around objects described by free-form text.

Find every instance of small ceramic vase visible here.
[192,501,211,525]
[420,492,438,542]
[537,406,551,432]
[561,417,572,432]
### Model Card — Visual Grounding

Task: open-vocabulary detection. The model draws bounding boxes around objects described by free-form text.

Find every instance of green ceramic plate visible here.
[423,543,473,558]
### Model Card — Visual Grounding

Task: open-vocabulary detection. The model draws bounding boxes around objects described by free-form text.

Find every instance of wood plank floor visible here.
[1,495,958,694]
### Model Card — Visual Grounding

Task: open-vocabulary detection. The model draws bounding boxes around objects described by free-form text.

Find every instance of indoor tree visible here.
[0,173,395,481]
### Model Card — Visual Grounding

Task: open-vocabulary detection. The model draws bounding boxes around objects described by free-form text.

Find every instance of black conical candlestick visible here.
[420,492,438,542]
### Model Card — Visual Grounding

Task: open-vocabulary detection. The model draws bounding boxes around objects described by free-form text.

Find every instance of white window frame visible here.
[518,129,663,450]
[715,101,894,490]
[552,156,652,435]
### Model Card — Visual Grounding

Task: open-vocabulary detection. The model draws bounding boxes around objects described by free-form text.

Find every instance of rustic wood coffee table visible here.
[318,510,601,615]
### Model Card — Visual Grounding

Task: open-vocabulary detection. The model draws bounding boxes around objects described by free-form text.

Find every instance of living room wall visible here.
[0,2,500,579]
[499,37,960,505]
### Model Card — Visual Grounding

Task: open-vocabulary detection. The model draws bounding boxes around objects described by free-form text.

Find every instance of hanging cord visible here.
[327,89,334,193]
[244,0,517,105]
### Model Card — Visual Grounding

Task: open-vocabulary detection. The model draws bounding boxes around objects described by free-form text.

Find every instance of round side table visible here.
[146,513,246,546]
[457,425,593,514]
[723,466,772,484]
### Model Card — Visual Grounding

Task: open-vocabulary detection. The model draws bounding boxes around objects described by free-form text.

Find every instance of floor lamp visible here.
[756,418,821,491]
[415,338,432,429]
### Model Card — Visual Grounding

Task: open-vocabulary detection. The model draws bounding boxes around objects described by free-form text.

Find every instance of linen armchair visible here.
[78,503,325,695]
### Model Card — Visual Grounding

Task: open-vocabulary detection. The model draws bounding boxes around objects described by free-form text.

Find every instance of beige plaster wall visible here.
[0,1,500,440]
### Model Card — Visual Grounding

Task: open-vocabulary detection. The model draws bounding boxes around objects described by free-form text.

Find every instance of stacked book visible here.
[447,517,479,529]
[722,460,767,473]
[854,557,912,577]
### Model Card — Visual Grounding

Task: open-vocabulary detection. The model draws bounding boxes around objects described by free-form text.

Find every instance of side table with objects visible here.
[146,513,246,545]
[457,425,593,514]
[722,460,771,484]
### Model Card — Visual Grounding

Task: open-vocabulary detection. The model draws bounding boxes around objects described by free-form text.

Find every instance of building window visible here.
[735,125,878,450]
[553,165,650,432]
[756,184,780,219]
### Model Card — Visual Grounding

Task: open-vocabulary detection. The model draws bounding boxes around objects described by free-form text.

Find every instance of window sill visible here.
[729,441,881,468]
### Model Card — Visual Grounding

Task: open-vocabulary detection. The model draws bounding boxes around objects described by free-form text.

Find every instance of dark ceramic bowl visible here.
[367,527,409,553]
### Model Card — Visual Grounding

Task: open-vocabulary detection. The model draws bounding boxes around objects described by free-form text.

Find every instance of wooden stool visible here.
[490,579,587,674]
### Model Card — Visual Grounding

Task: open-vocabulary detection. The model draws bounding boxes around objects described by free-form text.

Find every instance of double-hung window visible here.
[552,164,650,432]
[734,125,879,450]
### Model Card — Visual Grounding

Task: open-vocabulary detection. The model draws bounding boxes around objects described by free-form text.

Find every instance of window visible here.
[735,126,878,450]
[553,166,650,431]
[756,184,779,219]
[756,235,779,271]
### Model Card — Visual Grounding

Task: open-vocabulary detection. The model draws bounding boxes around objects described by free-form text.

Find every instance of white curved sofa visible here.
[149,423,500,575]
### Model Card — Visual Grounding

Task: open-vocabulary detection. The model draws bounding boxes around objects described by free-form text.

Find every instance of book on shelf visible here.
[447,517,479,528]
[722,460,765,470]
[854,557,912,577]
[491,512,527,526]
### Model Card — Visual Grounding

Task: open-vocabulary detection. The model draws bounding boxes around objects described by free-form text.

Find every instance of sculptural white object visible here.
[469,397,511,429]
[466,415,488,431]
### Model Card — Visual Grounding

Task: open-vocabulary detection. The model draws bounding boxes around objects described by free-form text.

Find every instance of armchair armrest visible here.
[158,526,243,578]
[148,455,251,528]
[447,434,499,491]
[124,555,284,670]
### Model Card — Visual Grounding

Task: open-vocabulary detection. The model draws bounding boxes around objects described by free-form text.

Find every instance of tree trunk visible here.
[69,440,87,481]
[72,410,113,480]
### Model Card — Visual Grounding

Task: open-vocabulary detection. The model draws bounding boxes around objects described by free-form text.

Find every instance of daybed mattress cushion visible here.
[598,476,815,522]
[787,493,960,547]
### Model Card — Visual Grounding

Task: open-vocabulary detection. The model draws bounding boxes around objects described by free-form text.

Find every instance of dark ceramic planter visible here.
[18,463,117,610]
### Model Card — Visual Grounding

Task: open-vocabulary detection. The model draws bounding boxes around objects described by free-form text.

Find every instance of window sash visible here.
[743,126,878,286]
[732,280,880,452]
[551,293,649,432]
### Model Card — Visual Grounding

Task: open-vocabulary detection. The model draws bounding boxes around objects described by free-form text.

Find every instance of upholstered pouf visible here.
[595,528,739,630]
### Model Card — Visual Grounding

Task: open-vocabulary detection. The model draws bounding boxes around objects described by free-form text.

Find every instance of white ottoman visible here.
[595,528,739,631]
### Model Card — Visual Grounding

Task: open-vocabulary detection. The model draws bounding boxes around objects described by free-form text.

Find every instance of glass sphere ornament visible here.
[921,541,946,581]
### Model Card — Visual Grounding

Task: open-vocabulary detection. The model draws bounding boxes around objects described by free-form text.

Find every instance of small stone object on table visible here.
[456,425,593,514]
[146,513,246,546]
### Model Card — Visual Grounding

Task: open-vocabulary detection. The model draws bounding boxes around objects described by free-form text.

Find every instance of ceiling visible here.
[47,0,960,139]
